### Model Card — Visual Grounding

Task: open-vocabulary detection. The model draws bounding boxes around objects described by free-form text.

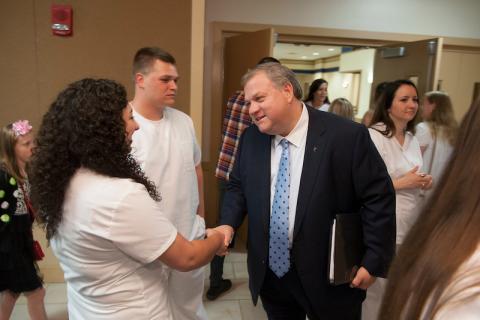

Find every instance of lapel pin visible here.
[313,146,318,152]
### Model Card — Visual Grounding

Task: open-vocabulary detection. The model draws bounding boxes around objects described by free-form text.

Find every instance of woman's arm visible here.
[159,229,224,272]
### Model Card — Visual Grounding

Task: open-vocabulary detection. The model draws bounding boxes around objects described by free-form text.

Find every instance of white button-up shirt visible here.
[369,123,423,244]
[270,104,309,247]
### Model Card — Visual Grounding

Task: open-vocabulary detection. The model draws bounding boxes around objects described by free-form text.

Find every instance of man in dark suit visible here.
[216,63,396,319]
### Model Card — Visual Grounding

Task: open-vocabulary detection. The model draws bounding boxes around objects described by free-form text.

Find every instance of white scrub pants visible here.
[169,215,207,320]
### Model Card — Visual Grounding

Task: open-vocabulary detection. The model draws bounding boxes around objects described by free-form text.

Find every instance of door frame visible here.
[203,21,480,228]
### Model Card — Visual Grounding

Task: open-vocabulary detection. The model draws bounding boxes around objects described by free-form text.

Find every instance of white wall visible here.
[340,49,376,118]
[206,0,480,39]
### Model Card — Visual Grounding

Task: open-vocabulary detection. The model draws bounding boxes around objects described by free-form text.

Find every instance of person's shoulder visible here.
[415,122,432,142]
[165,106,189,118]
[416,121,428,130]
[72,168,143,198]
[436,247,480,319]
[165,107,194,125]
[311,107,363,133]
[242,122,263,135]
[367,123,390,146]
[318,103,330,112]
[368,122,387,135]
[0,167,16,190]
[0,167,9,183]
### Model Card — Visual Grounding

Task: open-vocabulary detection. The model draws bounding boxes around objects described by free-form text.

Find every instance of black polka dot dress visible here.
[0,168,43,293]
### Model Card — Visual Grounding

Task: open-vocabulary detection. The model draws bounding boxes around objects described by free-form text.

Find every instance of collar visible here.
[274,103,309,148]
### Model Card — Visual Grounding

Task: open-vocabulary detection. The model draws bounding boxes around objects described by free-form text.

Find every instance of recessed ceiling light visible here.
[301,56,307,59]
[328,48,335,51]
[313,52,320,56]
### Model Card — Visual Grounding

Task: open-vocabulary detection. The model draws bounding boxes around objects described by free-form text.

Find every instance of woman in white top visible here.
[379,97,480,320]
[415,91,458,206]
[28,79,225,320]
[362,80,433,320]
[304,78,330,111]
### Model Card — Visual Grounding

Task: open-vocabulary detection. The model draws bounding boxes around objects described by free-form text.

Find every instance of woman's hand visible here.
[394,166,433,190]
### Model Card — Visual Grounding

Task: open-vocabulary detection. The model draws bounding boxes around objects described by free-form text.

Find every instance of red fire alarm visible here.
[51,4,73,36]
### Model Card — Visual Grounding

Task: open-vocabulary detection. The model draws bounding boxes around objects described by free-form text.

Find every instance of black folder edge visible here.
[328,213,364,285]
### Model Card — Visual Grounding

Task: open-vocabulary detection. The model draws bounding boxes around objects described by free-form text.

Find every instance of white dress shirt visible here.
[270,104,309,247]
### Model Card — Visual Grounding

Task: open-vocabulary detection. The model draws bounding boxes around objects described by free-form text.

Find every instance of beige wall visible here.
[284,56,362,115]
[1,0,196,282]
[439,50,480,121]
[1,0,193,128]
[281,60,315,98]
[0,2,41,126]
[282,48,480,122]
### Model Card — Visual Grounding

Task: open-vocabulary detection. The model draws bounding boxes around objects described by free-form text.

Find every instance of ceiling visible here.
[274,43,343,61]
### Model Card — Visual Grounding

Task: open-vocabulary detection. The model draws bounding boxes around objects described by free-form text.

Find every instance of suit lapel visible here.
[259,132,272,237]
[293,108,327,240]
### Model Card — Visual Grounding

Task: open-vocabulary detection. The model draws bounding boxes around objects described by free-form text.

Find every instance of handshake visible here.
[205,225,234,256]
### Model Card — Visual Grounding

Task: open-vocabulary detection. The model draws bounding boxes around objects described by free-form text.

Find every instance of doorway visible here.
[203,22,480,242]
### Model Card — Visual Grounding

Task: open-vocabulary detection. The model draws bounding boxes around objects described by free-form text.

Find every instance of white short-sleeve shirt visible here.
[51,168,177,320]
[369,123,423,244]
[132,107,202,239]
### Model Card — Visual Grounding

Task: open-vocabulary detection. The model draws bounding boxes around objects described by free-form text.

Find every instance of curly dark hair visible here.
[29,78,159,240]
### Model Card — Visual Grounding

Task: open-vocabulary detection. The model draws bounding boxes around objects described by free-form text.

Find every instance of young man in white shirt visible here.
[130,47,207,320]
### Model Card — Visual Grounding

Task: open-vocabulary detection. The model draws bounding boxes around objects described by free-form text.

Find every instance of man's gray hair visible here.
[241,63,303,100]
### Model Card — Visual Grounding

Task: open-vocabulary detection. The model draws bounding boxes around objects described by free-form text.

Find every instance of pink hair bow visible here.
[12,120,33,137]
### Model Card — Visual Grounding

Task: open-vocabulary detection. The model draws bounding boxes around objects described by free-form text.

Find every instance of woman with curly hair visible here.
[415,91,458,205]
[379,97,480,319]
[29,78,225,319]
[0,120,47,320]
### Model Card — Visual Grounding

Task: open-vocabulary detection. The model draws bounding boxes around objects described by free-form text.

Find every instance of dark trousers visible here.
[210,178,228,286]
[209,255,225,285]
[260,268,317,320]
[260,268,362,320]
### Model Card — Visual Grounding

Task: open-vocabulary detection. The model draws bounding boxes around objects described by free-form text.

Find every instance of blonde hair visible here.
[328,98,354,120]
[424,91,458,145]
[0,124,24,181]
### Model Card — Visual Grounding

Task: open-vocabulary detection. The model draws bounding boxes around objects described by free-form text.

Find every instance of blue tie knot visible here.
[280,138,289,150]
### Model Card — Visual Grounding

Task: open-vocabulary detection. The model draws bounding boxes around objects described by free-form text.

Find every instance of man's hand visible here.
[205,228,227,255]
[350,267,376,290]
[214,225,234,246]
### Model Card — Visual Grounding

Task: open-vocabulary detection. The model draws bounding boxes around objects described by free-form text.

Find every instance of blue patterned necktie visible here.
[269,138,290,278]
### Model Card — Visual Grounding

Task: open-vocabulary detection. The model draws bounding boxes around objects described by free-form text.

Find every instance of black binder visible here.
[328,213,365,285]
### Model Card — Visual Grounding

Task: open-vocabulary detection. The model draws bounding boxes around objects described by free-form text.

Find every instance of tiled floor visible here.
[10,250,267,319]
